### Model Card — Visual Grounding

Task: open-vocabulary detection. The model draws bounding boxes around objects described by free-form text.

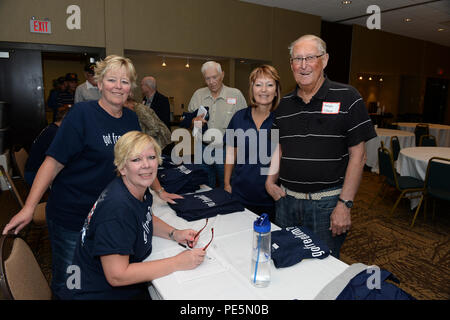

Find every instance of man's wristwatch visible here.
[338,197,354,208]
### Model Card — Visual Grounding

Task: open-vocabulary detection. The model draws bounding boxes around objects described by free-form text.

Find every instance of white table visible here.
[398,147,450,180]
[397,147,450,209]
[365,128,415,172]
[145,193,348,300]
[395,122,450,147]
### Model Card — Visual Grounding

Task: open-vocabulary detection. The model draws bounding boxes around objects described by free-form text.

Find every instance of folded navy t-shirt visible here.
[168,188,245,221]
[271,226,330,268]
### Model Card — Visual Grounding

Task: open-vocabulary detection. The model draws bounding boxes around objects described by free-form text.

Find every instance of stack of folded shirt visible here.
[271,226,330,268]
[157,163,209,194]
[168,188,245,221]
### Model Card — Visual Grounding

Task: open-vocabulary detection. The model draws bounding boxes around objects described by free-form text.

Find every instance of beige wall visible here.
[350,25,450,123]
[0,0,105,47]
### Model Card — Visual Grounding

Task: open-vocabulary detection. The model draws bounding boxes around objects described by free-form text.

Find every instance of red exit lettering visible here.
[33,20,48,33]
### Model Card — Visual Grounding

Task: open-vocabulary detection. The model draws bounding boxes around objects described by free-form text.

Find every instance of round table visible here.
[398,147,450,180]
[394,122,450,147]
[397,147,450,209]
[365,128,415,172]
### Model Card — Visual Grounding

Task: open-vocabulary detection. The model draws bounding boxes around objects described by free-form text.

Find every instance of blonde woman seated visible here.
[70,131,205,300]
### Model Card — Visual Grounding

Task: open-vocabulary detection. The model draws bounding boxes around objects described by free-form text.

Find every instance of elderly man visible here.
[141,76,171,129]
[74,63,101,103]
[188,61,247,188]
[265,35,376,258]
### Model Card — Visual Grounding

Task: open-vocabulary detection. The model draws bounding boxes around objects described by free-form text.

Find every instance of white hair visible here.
[288,34,327,57]
[201,61,222,75]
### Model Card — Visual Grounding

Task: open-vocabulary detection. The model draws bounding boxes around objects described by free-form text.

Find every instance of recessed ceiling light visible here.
[342,0,352,4]
[404,18,412,22]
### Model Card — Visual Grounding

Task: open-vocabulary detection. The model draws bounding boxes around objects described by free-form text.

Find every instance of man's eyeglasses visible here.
[290,53,325,65]
[188,218,214,250]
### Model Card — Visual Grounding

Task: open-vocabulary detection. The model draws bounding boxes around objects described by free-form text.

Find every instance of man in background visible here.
[188,61,247,188]
[141,76,171,129]
[74,63,101,103]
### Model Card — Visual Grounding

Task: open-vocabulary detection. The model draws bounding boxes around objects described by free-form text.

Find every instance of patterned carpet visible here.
[2,170,449,300]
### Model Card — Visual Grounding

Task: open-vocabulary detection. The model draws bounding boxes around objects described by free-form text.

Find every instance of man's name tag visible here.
[321,102,340,114]
[227,98,237,105]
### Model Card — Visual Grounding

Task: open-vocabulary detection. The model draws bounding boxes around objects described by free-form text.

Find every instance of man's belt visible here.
[281,185,342,200]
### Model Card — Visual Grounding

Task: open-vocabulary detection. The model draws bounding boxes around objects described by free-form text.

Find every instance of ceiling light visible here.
[341,0,352,4]
[379,77,383,82]
[185,57,190,68]
[404,18,412,22]
[162,57,167,67]
[358,76,363,80]
[369,76,373,81]
[437,28,445,32]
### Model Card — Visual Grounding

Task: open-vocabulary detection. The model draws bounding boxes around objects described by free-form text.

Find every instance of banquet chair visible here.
[414,123,429,146]
[411,157,450,227]
[390,136,401,162]
[0,165,47,228]
[375,146,424,216]
[0,235,52,300]
[12,147,28,180]
[419,134,437,147]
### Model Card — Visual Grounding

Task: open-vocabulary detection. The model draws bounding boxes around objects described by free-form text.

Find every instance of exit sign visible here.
[30,19,52,34]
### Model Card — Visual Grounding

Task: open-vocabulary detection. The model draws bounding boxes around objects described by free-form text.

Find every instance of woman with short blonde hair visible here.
[71,131,205,300]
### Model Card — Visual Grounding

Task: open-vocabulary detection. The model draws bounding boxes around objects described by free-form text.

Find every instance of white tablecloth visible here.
[398,147,450,180]
[397,147,450,209]
[395,122,450,147]
[145,192,348,300]
[365,128,415,172]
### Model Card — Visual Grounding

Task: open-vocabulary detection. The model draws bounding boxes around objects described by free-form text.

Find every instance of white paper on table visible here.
[162,246,229,283]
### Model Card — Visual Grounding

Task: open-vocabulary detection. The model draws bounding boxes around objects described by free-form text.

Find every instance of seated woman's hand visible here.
[159,190,184,204]
[176,248,206,270]
[173,229,198,247]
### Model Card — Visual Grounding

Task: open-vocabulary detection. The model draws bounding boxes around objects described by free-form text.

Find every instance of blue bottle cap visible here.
[254,213,271,233]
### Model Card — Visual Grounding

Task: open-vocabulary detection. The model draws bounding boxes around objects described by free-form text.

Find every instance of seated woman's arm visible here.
[100,216,204,287]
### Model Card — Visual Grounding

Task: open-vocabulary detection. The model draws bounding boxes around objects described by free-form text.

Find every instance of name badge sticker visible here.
[227,98,237,105]
[321,102,340,114]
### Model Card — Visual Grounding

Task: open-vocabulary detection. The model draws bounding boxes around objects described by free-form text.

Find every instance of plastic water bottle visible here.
[251,213,271,287]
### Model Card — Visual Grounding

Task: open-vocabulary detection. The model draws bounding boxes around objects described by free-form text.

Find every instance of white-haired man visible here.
[188,61,247,188]
[265,35,376,258]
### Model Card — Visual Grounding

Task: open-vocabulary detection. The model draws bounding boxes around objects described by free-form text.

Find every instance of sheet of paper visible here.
[163,246,229,283]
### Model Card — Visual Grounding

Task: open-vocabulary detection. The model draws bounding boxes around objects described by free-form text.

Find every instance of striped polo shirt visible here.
[272,77,376,193]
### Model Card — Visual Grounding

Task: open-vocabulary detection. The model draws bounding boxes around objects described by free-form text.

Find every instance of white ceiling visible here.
[240,0,450,47]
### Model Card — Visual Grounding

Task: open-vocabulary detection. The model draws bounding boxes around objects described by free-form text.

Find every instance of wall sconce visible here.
[379,77,383,82]
[368,76,373,81]
[358,76,363,80]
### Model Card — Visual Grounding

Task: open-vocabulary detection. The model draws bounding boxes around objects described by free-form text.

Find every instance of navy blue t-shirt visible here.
[225,107,275,207]
[45,100,141,231]
[71,177,154,300]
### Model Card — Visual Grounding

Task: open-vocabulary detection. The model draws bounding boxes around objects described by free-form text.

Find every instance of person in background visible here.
[188,61,247,188]
[124,96,173,155]
[70,131,205,300]
[265,35,376,258]
[2,55,181,299]
[57,72,78,107]
[47,76,66,122]
[224,65,280,221]
[24,107,70,187]
[141,76,171,129]
[74,63,101,103]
